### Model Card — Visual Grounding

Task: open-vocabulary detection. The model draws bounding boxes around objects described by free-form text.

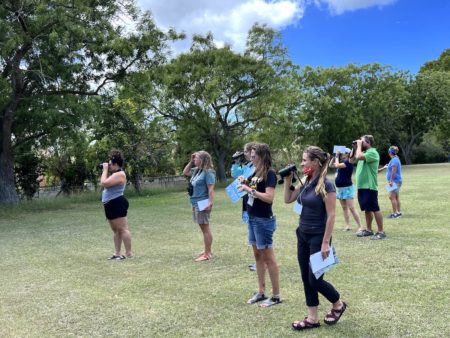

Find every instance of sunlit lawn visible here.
[0,163,449,337]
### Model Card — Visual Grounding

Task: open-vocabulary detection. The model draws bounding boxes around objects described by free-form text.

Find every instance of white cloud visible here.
[138,0,305,52]
[313,0,397,15]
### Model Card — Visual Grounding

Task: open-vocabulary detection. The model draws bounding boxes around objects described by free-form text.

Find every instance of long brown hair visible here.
[305,146,331,198]
[252,143,272,181]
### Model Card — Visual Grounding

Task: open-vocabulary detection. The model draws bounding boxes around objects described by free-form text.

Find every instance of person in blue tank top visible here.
[378,146,403,218]
[101,149,132,260]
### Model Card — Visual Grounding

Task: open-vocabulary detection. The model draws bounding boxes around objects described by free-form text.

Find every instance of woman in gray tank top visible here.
[101,149,132,260]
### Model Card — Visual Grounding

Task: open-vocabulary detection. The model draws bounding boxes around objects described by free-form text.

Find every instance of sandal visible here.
[324,302,347,325]
[107,255,125,260]
[260,296,282,308]
[194,253,211,262]
[292,317,320,331]
[247,292,267,304]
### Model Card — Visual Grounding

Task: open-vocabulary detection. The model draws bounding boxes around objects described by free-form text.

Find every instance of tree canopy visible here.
[0,0,174,203]
[1,2,448,205]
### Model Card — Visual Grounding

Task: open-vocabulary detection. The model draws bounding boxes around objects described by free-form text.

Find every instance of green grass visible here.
[1,163,449,337]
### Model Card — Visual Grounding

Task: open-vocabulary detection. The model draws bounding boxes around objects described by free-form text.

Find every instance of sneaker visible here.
[356,229,374,237]
[393,213,402,218]
[248,263,257,271]
[370,232,387,240]
[388,213,396,219]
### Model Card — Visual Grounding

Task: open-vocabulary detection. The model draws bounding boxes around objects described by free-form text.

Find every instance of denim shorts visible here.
[248,215,277,250]
[336,185,354,200]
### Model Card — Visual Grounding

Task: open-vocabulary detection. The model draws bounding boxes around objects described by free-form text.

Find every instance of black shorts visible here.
[103,195,129,220]
[357,189,380,212]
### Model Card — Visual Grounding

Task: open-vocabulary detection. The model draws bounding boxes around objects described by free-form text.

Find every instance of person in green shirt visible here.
[354,135,386,240]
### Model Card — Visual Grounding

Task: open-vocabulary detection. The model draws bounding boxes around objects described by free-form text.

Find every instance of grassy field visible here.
[0,163,449,338]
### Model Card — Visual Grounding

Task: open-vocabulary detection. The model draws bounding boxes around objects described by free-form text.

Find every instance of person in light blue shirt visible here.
[379,146,403,218]
[231,143,255,179]
[183,151,216,262]
[231,142,257,271]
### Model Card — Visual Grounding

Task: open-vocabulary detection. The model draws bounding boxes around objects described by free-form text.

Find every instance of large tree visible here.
[0,0,172,204]
[419,48,450,73]
[397,71,450,164]
[295,64,407,153]
[418,48,450,151]
[94,74,177,193]
[156,25,297,180]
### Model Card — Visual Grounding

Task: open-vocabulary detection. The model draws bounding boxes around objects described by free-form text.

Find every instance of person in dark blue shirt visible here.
[329,148,362,232]
[284,146,346,331]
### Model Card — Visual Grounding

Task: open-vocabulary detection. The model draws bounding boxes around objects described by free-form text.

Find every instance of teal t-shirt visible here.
[190,168,216,206]
[356,148,380,191]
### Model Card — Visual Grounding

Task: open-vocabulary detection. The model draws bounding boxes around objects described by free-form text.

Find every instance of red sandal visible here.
[292,317,320,331]
[324,301,347,325]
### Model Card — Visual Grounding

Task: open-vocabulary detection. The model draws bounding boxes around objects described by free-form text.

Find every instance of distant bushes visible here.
[412,142,448,163]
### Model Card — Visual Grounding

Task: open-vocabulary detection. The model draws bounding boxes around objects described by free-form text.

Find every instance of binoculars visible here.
[232,151,245,161]
[277,164,298,190]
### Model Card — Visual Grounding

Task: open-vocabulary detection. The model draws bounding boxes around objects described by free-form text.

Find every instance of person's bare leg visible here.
[340,199,350,229]
[108,220,121,256]
[348,199,362,230]
[110,217,132,257]
[252,245,266,294]
[373,211,384,232]
[262,248,279,296]
[389,193,397,214]
[365,212,373,231]
[199,223,212,256]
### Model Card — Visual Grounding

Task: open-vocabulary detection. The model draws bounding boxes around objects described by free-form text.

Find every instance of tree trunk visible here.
[400,130,421,165]
[215,150,227,182]
[0,105,19,204]
[130,168,142,194]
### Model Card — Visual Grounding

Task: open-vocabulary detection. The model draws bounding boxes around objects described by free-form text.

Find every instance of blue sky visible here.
[139,0,450,74]
[284,0,450,73]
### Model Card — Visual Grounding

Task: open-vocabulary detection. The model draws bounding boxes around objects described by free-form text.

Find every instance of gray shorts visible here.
[192,207,211,225]
[389,181,402,194]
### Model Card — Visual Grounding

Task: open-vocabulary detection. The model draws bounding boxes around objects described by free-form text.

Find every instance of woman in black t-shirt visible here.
[238,143,281,308]
[284,146,346,331]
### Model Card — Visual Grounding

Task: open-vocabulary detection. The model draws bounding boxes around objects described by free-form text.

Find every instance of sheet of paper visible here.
[225,179,247,203]
[197,198,210,211]
[333,145,346,154]
[309,246,339,279]
[386,182,398,192]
